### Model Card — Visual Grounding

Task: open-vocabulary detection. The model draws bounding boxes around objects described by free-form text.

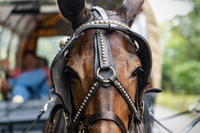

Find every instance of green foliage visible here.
[156,92,199,113]
[161,0,200,94]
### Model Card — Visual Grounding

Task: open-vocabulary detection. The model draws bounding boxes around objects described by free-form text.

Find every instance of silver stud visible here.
[122,88,124,91]
[100,20,103,24]
[95,21,99,24]
[118,23,121,26]
[102,52,105,55]
[101,46,104,48]
[120,86,122,89]
[101,43,104,45]
[117,83,120,86]
[76,114,79,117]
[100,37,103,40]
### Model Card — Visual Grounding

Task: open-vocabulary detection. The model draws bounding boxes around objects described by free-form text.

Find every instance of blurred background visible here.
[0,0,199,133]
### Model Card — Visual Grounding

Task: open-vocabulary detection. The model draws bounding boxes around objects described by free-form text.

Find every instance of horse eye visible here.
[130,67,143,78]
[69,69,79,79]
[65,67,79,79]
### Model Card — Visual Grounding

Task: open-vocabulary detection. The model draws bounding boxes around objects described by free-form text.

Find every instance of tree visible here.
[162,0,200,94]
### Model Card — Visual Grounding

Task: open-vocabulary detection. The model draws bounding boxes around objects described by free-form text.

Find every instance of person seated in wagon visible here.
[0,51,51,103]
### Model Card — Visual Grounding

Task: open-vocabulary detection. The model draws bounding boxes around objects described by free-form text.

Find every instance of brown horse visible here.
[43,0,156,132]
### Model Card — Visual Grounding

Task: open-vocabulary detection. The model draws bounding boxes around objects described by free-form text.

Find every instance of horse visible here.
[43,0,159,132]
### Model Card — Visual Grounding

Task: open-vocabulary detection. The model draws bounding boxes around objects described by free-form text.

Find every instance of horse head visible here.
[50,0,152,132]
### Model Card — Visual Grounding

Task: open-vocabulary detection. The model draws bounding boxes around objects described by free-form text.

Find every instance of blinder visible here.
[50,6,152,132]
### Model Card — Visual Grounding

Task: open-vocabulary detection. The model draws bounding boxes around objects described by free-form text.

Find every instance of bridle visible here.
[49,6,152,133]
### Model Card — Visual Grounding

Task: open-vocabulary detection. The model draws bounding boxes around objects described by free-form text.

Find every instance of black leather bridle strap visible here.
[92,6,108,20]
[142,97,152,133]
[67,77,103,132]
[49,104,64,123]
[109,75,141,121]
[82,111,127,133]
[128,113,135,133]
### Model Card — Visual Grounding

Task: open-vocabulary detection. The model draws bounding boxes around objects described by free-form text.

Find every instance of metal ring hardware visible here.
[96,67,116,83]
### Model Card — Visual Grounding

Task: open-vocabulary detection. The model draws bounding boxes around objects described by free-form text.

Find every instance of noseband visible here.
[50,6,152,133]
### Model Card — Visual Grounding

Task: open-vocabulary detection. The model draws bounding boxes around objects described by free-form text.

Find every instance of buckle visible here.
[63,111,69,126]
[140,101,145,118]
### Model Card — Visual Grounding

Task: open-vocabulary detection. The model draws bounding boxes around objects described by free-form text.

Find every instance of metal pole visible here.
[0,4,18,70]
[180,113,200,133]
[6,14,25,59]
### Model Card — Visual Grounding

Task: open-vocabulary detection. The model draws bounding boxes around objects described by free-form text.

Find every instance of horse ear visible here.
[56,0,91,30]
[116,0,145,26]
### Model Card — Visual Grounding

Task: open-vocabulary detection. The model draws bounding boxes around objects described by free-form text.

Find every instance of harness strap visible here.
[49,104,64,123]
[180,113,200,133]
[43,104,64,133]
[109,75,141,121]
[128,113,135,133]
[143,97,152,133]
[67,78,103,132]
[92,6,108,20]
[82,111,127,133]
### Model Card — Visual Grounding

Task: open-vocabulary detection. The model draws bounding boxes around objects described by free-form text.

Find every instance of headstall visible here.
[50,6,152,133]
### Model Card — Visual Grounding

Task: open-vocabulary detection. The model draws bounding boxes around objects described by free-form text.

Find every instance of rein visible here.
[50,6,152,133]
